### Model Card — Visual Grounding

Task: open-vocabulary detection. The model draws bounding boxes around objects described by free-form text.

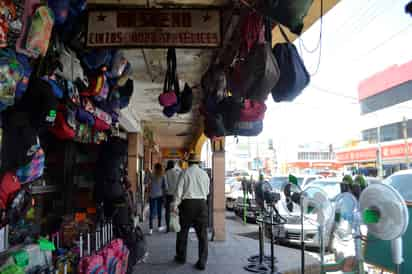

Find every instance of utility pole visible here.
[377,125,383,178]
[403,116,409,169]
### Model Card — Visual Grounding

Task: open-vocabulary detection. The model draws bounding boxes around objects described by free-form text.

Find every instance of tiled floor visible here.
[133,212,320,274]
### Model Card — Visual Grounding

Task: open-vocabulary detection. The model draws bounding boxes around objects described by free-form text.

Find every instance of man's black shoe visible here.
[195,261,206,271]
[174,256,186,264]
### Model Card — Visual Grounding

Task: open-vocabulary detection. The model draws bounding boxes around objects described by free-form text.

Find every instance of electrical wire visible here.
[298,0,324,76]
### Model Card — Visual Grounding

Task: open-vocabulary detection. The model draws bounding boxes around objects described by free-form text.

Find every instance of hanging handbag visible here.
[239,99,267,122]
[159,48,179,108]
[177,83,193,114]
[233,19,280,102]
[256,0,314,35]
[231,120,263,137]
[271,26,310,102]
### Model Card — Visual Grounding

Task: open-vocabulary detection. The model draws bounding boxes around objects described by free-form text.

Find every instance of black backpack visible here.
[177,83,193,114]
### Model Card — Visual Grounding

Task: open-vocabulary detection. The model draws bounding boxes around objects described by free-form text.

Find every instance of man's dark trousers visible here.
[176,199,208,267]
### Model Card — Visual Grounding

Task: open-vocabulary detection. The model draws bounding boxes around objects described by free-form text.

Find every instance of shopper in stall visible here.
[173,153,210,270]
[164,160,182,233]
[147,163,167,235]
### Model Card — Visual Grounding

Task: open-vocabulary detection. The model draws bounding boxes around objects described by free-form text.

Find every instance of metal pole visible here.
[377,125,383,178]
[300,203,305,274]
[403,117,409,169]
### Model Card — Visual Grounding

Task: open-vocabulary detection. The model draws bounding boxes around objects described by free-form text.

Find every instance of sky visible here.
[254,0,412,158]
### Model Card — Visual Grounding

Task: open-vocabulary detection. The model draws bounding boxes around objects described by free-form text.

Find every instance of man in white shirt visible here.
[164,160,182,233]
[173,153,210,270]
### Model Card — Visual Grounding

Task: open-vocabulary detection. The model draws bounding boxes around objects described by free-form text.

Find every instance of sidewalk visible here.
[133,212,321,274]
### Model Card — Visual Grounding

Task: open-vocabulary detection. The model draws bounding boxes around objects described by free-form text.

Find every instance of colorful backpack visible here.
[47,0,70,25]
[6,0,24,48]
[24,5,54,58]
[0,0,17,48]
[0,48,24,111]
[82,49,112,72]
[16,143,45,184]
[239,100,266,122]
[49,105,76,140]
[16,0,40,56]
[15,53,32,99]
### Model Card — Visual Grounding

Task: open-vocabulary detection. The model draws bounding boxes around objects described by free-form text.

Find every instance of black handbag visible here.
[271,26,310,102]
[177,83,193,114]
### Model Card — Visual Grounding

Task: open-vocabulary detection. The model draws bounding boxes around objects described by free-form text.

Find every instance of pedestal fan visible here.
[331,182,409,274]
[359,183,409,274]
[281,183,334,274]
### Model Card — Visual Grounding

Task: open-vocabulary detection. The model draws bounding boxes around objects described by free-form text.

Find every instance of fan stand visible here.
[244,211,271,274]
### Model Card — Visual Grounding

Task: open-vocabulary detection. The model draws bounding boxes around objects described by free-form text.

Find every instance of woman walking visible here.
[148,163,167,234]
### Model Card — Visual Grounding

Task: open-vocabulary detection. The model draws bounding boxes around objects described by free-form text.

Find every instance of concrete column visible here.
[212,151,226,241]
[128,133,138,193]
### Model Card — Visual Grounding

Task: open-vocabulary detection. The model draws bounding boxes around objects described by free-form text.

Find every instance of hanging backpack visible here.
[76,107,95,126]
[0,1,17,48]
[110,50,128,78]
[201,64,226,98]
[16,143,45,184]
[204,113,226,139]
[236,20,280,102]
[55,43,85,82]
[0,172,21,210]
[177,83,193,114]
[239,11,265,58]
[239,99,267,122]
[15,53,32,100]
[0,49,24,111]
[118,79,133,109]
[49,105,76,140]
[47,0,70,25]
[218,95,242,132]
[42,77,64,99]
[6,0,24,49]
[162,102,180,118]
[15,0,40,56]
[82,48,112,72]
[81,74,105,97]
[271,27,310,102]
[231,120,263,137]
[159,48,179,108]
[24,5,55,58]
[256,0,314,35]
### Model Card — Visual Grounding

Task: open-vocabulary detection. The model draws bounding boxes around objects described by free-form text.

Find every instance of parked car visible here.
[226,181,242,210]
[269,175,323,192]
[384,169,412,202]
[276,178,344,249]
[225,177,238,195]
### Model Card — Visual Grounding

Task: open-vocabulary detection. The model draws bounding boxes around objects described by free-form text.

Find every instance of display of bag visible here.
[82,48,112,72]
[0,1,17,48]
[237,41,280,102]
[231,120,263,137]
[0,49,24,110]
[159,48,179,108]
[256,0,314,35]
[239,99,267,122]
[49,105,76,140]
[271,27,310,102]
[204,114,226,139]
[23,5,54,58]
[16,144,45,184]
[81,74,105,97]
[15,53,32,100]
[94,107,112,126]
[162,103,180,118]
[47,0,70,25]
[1,111,38,170]
[177,83,192,114]
[218,95,242,132]
[201,64,226,98]
[76,107,95,126]
[55,45,85,82]
[239,11,265,58]
[94,117,110,131]
[110,50,128,78]
[42,77,64,99]
[14,78,59,128]
[118,79,133,109]
[16,0,40,56]
[0,172,21,210]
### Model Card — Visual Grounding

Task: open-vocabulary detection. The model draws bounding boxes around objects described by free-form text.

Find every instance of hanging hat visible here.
[188,153,200,163]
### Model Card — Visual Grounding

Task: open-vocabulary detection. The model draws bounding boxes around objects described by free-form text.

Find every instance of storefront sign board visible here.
[87,8,221,48]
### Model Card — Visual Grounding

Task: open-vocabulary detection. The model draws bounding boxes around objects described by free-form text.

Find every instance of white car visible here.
[276,178,342,249]
[226,180,243,210]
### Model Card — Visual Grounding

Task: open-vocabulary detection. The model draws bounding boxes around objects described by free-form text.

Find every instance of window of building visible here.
[380,122,402,142]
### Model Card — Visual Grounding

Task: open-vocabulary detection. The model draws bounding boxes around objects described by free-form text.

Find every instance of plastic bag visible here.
[169,212,181,233]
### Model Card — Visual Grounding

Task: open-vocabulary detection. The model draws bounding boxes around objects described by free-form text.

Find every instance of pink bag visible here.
[108,239,129,274]
[78,253,106,274]
[239,99,266,122]
[94,117,110,131]
[159,91,177,107]
[94,107,112,125]
[100,244,122,274]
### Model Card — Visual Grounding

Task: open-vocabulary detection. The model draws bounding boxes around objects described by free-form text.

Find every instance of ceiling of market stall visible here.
[103,0,339,149]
